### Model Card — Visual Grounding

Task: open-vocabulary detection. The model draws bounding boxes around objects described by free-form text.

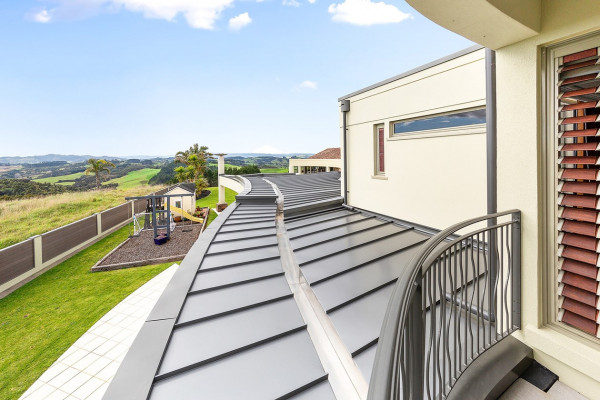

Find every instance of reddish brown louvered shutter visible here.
[557,46,600,338]
[378,127,385,173]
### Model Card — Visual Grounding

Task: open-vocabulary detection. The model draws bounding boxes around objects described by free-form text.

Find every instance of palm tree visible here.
[85,158,115,190]
[175,143,212,166]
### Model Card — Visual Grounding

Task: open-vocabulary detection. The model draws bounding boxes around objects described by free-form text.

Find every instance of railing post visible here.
[408,272,424,400]
[512,211,522,329]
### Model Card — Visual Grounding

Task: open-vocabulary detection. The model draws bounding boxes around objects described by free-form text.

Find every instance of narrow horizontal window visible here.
[393,109,486,134]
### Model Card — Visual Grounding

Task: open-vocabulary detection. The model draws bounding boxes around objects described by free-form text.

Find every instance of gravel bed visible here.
[98,224,202,266]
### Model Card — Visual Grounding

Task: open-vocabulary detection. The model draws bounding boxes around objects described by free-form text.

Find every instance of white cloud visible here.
[299,80,317,90]
[328,0,411,26]
[229,12,252,31]
[253,145,284,154]
[30,9,53,23]
[283,0,300,6]
[27,0,234,29]
[308,0,317,3]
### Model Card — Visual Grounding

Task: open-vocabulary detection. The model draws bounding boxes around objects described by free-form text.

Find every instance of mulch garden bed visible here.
[92,222,203,272]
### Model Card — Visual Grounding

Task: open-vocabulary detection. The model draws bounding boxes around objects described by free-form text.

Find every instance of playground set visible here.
[125,192,203,245]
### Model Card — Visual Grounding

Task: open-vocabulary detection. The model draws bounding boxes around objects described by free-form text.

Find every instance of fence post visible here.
[96,213,102,236]
[33,235,43,268]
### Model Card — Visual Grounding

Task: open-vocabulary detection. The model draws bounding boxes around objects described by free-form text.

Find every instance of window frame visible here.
[374,124,385,176]
[540,31,600,345]
[389,106,486,140]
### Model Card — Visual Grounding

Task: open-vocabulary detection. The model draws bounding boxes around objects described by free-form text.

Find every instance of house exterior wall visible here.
[288,158,342,174]
[494,6,600,396]
[165,187,195,214]
[341,48,487,231]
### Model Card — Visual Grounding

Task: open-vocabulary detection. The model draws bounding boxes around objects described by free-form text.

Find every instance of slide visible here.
[169,205,204,223]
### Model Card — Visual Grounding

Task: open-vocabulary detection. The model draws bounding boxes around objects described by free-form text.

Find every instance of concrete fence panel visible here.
[134,199,147,214]
[101,203,131,232]
[0,240,34,286]
[42,216,98,263]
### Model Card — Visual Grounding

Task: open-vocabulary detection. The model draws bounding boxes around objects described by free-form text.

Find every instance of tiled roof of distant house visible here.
[167,183,196,194]
[308,148,341,160]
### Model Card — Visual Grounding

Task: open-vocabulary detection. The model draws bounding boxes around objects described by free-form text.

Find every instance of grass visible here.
[33,172,84,186]
[196,186,238,227]
[260,167,288,173]
[103,168,160,189]
[0,225,174,400]
[0,186,163,250]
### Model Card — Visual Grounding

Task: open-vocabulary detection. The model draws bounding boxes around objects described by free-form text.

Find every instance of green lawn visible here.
[104,168,160,189]
[196,186,238,227]
[33,172,84,185]
[260,167,288,173]
[0,225,173,400]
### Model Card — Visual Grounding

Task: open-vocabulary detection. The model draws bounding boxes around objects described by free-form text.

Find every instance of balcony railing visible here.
[368,210,521,400]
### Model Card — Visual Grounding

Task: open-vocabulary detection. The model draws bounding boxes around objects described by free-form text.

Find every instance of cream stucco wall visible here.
[493,4,600,397]
[342,48,487,231]
[165,187,195,215]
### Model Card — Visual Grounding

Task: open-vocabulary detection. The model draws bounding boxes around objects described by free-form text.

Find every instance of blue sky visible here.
[0,0,472,157]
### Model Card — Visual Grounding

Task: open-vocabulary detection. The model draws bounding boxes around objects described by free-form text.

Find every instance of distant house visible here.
[288,147,341,174]
[164,183,195,215]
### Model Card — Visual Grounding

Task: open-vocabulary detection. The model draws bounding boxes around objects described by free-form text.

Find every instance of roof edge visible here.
[338,44,484,101]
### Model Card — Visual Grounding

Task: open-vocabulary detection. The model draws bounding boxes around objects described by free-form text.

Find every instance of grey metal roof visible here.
[338,45,484,101]
[103,172,435,400]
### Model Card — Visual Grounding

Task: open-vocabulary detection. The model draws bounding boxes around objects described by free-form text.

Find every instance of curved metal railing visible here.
[368,210,521,400]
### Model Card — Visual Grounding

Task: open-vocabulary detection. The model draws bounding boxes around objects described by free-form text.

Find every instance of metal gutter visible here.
[486,48,497,217]
[341,100,350,204]
[268,181,368,400]
[102,202,240,400]
[338,45,484,101]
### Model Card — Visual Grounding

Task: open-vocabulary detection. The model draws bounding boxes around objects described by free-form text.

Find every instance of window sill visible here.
[371,175,388,180]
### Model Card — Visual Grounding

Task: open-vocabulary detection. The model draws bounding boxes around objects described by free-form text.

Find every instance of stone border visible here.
[90,207,210,272]
[91,254,187,272]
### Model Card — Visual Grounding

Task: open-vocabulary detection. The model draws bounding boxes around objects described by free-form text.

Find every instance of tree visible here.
[175,143,212,166]
[84,158,115,190]
[174,144,212,196]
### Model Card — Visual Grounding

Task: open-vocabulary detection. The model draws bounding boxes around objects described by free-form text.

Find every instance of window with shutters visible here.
[375,124,385,175]
[553,37,600,339]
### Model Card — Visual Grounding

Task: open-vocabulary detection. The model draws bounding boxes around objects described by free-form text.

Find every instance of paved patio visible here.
[19,264,178,400]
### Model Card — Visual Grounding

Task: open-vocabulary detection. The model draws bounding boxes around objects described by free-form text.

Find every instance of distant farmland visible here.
[104,168,160,189]
[33,172,84,185]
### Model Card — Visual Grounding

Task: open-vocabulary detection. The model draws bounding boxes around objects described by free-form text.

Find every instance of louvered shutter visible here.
[557,46,600,338]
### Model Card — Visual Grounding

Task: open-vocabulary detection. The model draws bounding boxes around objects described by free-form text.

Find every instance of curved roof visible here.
[104,172,435,400]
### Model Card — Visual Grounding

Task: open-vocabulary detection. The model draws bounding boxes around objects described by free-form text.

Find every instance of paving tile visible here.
[60,372,92,395]
[86,383,109,400]
[24,384,57,400]
[91,339,118,356]
[38,362,69,383]
[20,379,44,398]
[44,389,69,400]
[47,367,79,388]
[547,381,589,400]
[104,343,128,361]
[21,265,178,399]
[84,356,112,376]
[96,361,121,382]
[72,353,101,371]
[71,377,104,400]
[60,349,89,367]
